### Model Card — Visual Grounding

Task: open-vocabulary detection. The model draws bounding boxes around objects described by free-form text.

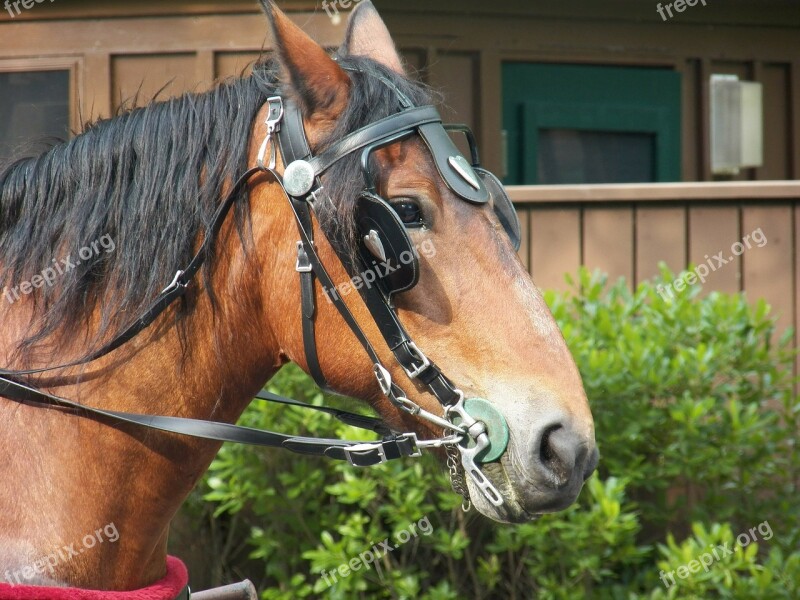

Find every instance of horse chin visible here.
[464,460,588,523]
[466,477,541,524]
[464,464,542,524]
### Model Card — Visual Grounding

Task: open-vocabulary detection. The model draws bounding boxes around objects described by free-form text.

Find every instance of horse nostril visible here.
[534,423,585,488]
[539,425,559,464]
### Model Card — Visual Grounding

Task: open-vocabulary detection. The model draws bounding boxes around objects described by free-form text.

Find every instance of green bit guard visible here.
[454,397,510,463]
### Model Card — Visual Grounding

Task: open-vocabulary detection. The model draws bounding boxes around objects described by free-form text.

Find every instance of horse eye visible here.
[391,199,423,227]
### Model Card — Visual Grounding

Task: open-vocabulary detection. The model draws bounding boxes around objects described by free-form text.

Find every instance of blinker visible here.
[417,123,489,205]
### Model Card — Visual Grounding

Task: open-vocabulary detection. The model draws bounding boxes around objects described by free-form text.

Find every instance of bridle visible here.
[0,71,521,509]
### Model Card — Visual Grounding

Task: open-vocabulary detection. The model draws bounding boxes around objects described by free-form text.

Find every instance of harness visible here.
[0,74,520,509]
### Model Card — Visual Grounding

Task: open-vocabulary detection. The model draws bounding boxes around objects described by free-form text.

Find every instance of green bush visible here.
[646,521,800,599]
[180,266,800,598]
[547,267,799,538]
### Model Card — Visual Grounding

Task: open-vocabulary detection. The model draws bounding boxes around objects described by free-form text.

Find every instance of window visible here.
[538,129,656,184]
[0,69,71,161]
[503,63,681,184]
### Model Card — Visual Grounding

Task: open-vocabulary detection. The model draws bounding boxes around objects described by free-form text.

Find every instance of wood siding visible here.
[1,6,799,180]
[511,181,800,374]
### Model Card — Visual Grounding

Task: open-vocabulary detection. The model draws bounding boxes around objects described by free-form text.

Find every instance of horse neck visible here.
[0,214,285,590]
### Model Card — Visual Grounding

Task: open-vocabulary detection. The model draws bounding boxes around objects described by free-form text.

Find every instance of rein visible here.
[0,80,509,508]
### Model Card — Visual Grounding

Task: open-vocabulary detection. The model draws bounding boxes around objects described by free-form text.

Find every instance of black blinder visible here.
[417,123,489,205]
[354,123,520,298]
[356,192,420,297]
[438,125,521,251]
[476,167,521,252]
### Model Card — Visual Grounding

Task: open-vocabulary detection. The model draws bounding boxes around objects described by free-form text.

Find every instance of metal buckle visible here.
[161,270,186,294]
[400,432,422,458]
[373,364,393,396]
[257,96,284,170]
[308,186,325,204]
[402,341,431,379]
[343,441,387,467]
[295,241,313,273]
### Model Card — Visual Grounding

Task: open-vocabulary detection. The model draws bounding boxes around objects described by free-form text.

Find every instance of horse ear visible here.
[260,0,350,120]
[341,1,405,75]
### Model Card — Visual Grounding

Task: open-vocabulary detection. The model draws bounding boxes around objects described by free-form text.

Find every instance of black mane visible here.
[0,55,433,361]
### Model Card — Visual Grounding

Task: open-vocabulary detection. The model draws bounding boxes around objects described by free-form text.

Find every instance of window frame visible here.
[0,56,81,144]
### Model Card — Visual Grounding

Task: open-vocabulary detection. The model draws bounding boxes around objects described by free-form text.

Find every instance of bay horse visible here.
[0,0,597,593]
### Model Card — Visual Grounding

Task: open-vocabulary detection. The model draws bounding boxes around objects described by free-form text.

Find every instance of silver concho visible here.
[448,155,481,190]
[283,160,316,197]
[363,230,387,262]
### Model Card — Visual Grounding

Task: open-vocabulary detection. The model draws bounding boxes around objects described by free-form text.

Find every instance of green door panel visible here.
[503,63,681,184]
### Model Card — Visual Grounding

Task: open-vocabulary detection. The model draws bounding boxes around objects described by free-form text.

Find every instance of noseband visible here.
[0,72,520,509]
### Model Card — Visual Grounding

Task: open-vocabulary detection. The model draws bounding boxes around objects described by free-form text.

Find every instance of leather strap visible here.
[276,98,460,408]
[277,98,330,391]
[0,166,262,378]
[308,105,441,178]
[253,389,392,436]
[0,377,414,467]
[297,242,328,389]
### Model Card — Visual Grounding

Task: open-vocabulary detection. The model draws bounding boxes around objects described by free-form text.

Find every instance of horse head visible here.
[252,0,598,522]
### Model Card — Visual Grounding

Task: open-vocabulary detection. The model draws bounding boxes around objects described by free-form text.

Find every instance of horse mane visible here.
[0,54,433,363]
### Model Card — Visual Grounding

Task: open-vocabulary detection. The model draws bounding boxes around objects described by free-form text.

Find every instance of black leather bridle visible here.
[0,74,512,508]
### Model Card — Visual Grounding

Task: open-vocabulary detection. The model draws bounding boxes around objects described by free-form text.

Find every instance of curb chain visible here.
[445,443,471,512]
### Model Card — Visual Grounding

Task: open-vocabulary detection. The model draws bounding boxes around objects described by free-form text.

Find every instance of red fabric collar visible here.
[0,556,188,600]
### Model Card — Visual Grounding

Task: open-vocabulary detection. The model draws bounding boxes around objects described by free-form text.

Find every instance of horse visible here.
[0,0,597,593]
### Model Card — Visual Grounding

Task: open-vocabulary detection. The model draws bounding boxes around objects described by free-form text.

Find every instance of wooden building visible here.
[1,0,799,179]
[1,0,799,341]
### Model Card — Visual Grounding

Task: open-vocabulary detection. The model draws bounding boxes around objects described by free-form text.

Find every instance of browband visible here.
[308,105,441,177]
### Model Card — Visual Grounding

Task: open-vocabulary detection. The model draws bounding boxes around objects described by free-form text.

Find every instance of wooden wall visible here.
[0,6,798,348]
[1,4,799,181]
[511,181,800,375]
